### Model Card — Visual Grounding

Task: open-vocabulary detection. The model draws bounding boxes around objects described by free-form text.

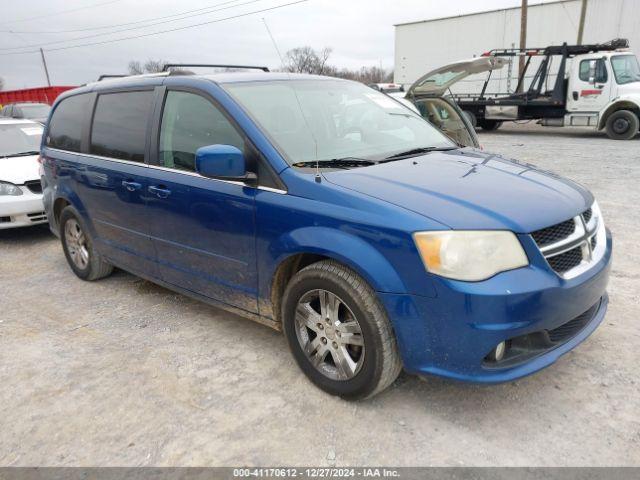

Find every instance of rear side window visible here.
[90,91,153,162]
[159,90,244,172]
[47,94,90,152]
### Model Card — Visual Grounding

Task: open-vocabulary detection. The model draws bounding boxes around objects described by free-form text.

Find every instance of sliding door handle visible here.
[121,180,142,192]
[148,185,172,198]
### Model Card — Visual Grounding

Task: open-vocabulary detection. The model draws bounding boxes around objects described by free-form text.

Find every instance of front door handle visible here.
[572,91,579,101]
[148,185,172,198]
[122,180,142,192]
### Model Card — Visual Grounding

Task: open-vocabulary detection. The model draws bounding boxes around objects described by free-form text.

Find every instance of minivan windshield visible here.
[223,79,454,167]
[611,55,640,85]
[0,123,43,157]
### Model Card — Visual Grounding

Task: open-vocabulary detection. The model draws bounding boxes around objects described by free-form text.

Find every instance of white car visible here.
[0,119,47,229]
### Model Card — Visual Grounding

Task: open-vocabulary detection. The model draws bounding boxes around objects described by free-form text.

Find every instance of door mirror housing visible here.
[195,144,257,186]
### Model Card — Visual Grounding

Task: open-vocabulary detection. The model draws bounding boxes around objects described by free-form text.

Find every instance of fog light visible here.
[487,341,506,362]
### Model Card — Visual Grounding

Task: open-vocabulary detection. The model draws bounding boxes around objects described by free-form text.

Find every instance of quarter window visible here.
[47,94,90,152]
[90,91,153,162]
[159,91,244,172]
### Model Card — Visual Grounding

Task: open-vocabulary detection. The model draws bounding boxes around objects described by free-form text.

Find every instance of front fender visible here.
[267,226,414,295]
[598,96,640,129]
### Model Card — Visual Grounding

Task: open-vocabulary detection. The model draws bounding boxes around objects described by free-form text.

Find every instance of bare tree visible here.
[127,59,169,75]
[283,46,333,75]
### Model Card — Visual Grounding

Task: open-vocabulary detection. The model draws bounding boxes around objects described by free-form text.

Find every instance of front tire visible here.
[605,110,639,140]
[282,260,401,400]
[60,206,113,281]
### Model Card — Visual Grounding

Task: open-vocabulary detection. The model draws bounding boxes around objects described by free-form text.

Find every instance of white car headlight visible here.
[0,181,23,196]
[413,230,529,281]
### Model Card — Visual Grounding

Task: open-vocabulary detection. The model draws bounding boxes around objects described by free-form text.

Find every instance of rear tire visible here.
[281,260,402,400]
[60,206,113,281]
[605,110,639,140]
[478,119,502,131]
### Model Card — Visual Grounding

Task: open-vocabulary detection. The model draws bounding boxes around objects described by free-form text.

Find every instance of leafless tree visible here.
[127,59,170,75]
[280,46,393,85]
[283,46,333,75]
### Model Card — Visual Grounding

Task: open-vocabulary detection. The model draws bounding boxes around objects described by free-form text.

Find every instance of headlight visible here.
[413,230,529,281]
[0,181,23,196]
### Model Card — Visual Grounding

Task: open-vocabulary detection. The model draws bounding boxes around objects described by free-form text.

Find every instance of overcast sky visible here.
[2,0,557,89]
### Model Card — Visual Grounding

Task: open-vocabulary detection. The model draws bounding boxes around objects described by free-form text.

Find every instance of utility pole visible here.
[577,0,588,45]
[39,48,51,86]
[518,0,528,92]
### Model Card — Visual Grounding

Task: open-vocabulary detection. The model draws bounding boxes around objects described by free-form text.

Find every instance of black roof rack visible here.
[162,63,270,73]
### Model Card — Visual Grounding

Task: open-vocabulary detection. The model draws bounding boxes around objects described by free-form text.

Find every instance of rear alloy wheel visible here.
[282,260,401,400]
[605,110,639,140]
[60,206,113,281]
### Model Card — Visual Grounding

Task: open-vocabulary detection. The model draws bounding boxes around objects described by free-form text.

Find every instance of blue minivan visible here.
[41,67,612,399]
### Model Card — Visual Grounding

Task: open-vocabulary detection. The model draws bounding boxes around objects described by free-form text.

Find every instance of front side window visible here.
[579,59,608,83]
[20,104,51,118]
[0,123,43,157]
[47,94,90,152]
[611,55,640,85]
[90,91,153,162]
[223,79,453,167]
[159,91,244,172]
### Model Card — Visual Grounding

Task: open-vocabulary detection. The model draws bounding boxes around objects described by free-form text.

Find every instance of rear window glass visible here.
[47,94,90,152]
[90,91,153,162]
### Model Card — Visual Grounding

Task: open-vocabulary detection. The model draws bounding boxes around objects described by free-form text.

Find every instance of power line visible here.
[0,0,125,26]
[0,0,252,34]
[0,0,309,56]
[0,0,264,51]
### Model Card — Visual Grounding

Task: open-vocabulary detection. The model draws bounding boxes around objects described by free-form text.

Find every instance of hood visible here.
[323,150,592,233]
[407,56,507,97]
[0,154,41,184]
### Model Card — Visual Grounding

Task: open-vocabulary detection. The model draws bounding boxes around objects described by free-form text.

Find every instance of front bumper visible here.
[379,229,612,383]
[0,188,47,229]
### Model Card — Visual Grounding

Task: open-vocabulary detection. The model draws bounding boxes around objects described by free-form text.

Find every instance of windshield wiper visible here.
[382,146,459,161]
[5,151,40,158]
[293,158,377,169]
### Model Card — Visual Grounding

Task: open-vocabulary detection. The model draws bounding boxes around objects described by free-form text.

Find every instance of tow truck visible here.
[408,39,640,140]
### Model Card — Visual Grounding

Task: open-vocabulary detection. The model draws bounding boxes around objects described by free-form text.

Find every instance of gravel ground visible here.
[0,123,638,466]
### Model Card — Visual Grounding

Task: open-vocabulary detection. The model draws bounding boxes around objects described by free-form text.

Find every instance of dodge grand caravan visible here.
[41,68,612,399]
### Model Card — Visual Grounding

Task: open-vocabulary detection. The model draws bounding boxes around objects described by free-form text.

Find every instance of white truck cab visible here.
[565,50,640,139]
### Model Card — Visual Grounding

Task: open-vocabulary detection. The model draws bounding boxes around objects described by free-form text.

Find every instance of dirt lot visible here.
[1,123,639,466]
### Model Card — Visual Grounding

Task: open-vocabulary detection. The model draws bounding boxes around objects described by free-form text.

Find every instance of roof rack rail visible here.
[97,74,129,81]
[162,63,270,73]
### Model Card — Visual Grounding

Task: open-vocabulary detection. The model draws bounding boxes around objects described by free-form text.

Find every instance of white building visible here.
[394,0,640,94]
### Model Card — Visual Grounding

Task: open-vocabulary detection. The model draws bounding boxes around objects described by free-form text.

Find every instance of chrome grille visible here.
[531,205,603,279]
[531,219,575,247]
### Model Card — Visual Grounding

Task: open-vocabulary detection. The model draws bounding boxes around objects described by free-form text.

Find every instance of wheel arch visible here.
[598,99,640,130]
[261,227,409,324]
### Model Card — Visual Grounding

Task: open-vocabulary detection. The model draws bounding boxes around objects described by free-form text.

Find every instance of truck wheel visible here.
[478,119,502,131]
[605,110,639,140]
[463,110,477,128]
[60,206,113,281]
[281,260,402,400]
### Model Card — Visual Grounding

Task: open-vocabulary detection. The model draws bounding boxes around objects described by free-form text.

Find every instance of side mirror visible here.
[195,144,257,186]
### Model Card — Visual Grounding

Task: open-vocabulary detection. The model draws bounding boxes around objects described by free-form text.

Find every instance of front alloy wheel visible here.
[295,289,365,381]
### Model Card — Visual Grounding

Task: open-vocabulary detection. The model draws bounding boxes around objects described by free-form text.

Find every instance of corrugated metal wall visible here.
[394,0,640,93]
